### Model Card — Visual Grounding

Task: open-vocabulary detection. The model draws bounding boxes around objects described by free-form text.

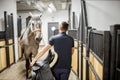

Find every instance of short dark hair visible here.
[60,21,69,31]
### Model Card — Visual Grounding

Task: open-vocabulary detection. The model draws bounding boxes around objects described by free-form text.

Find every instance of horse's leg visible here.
[25,58,30,79]
[29,53,32,79]
[29,53,32,62]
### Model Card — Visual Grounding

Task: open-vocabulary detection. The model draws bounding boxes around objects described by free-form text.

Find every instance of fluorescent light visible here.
[49,3,56,12]
[48,7,52,13]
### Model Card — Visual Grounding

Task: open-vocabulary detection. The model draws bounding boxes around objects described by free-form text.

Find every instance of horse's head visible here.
[28,15,42,44]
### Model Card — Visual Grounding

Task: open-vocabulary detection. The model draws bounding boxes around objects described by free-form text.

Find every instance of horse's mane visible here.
[19,25,31,47]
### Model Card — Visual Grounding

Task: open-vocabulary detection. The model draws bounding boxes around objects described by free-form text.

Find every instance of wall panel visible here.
[0,40,7,71]
[8,39,14,64]
[72,40,78,73]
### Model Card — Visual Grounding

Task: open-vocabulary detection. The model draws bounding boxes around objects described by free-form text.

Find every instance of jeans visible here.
[52,69,70,80]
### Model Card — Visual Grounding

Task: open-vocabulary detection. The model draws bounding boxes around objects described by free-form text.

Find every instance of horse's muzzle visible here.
[35,37,42,43]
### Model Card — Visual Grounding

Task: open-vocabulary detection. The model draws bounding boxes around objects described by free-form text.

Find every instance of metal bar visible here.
[77,13,81,78]
[82,0,88,44]
[72,12,76,29]
[18,16,22,37]
[116,30,120,80]
[68,4,71,29]
[4,11,10,67]
[81,0,89,80]
[86,28,94,80]
[80,2,84,80]
[103,31,110,80]
[10,13,15,63]
[80,0,89,79]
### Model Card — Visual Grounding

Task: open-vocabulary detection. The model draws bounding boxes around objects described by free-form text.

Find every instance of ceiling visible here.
[17,0,71,12]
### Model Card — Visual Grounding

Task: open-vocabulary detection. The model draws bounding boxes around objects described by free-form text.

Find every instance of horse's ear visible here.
[29,12,33,17]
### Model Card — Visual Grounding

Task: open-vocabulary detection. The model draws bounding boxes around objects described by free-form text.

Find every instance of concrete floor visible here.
[0,59,79,80]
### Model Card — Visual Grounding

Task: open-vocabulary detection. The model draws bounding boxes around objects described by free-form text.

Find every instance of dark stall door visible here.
[48,22,59,39]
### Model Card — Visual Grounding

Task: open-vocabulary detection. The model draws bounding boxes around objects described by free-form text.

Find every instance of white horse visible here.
[19,15,58,80]
[19,15,42,79]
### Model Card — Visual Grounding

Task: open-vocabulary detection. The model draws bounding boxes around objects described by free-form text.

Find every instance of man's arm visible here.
[31,44,52,66]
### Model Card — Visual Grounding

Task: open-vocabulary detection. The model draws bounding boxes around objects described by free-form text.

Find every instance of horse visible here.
[19,15,42,79]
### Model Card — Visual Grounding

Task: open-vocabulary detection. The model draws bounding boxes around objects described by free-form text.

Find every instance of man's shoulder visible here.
[66,34,74,40]
[51,34,74,41]
[50,34,61,39]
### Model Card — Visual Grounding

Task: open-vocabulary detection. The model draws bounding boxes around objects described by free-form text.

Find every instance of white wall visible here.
[71,0,81,29]
[86,1,120,30]
[71,0,120,30]
[0,0,18,62]
[17,10,68,45]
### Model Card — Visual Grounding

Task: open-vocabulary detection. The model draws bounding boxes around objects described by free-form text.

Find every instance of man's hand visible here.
[30,60,36,67]
[30,44,52,67]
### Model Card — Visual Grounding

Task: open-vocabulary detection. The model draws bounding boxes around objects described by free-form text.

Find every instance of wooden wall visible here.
[89,52,103,80]
[8,39,14,64]
[0,40,7,71]
[72,40,78,73]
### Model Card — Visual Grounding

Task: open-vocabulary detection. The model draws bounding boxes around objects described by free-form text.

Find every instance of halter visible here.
[19,18,41,40]
[29,19,41,33]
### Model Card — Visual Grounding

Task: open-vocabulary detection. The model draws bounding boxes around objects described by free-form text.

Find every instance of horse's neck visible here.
[28,33,37,45]
[20,28,31,46]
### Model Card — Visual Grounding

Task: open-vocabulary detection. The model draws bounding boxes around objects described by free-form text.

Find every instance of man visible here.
[31,21,74,80]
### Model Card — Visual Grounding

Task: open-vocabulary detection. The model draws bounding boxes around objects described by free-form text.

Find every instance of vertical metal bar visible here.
[68,4,71,29]
[82,0,89,80]
[82,0,88,44]
[77,13,81,79]
[86,28,95,80]
[11,13,15,63]
[110,26,117,80]
[86,28,91,80]
[116,30,120,80]
[103,31,110,80]
[4,11,10,67]
[80,1,84,79]
[18,16,22,37]
[72,12,76,29]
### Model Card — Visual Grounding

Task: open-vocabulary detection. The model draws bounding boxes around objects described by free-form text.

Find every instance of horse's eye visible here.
[32,23,34,26]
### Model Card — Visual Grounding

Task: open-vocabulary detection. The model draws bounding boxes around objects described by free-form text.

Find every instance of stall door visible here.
[48,22,59,39]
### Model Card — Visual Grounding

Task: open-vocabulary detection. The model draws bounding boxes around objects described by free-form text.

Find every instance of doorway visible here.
[48,22,59,39]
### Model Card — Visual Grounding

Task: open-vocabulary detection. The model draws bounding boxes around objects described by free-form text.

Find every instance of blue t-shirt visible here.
[49,32,74,69]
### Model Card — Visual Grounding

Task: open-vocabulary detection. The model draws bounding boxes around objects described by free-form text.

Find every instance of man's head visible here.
[59,21,69,32]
